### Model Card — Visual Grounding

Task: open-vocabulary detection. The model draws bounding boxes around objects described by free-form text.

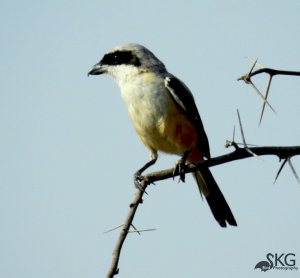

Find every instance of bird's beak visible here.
[87,62,106,76]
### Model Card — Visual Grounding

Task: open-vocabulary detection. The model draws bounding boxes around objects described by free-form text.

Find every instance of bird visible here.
[88,43,237,227]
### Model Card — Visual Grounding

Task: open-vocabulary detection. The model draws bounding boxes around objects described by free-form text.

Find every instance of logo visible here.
[255,253,298,272]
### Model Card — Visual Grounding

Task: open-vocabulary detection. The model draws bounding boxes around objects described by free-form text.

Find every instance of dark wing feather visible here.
[164,76,211,159]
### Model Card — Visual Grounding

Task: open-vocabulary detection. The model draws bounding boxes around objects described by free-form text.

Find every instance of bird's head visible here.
[88,43,167,82]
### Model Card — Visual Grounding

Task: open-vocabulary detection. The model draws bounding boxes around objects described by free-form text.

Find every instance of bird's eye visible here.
[100,50,140,67]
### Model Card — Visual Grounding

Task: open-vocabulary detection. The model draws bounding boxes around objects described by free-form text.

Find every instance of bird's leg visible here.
[173,151,190,183]
[134,151,158,189]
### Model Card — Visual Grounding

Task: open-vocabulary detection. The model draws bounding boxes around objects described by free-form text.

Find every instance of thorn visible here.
[237,142,258,147]
[128,228,157,233]
[104,224,124,234]
[248,58,258,76]
[245,148,262,160]
[259,75,275,125]
[237,109,247,147]
[233,125,236,142]
[237,109,261,159]
[237,59,257,83]
[248,57,264,69]
[225,126,239,149]
[287,157,300,185]
[130,224,141,235]
[273,158,288,184]
[249,80,276,115]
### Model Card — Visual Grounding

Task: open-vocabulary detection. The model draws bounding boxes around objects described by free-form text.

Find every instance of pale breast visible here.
[120,72,167,130]
[119,72,197,155]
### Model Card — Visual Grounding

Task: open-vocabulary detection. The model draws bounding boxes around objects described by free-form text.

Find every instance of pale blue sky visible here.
[1,1,300,277]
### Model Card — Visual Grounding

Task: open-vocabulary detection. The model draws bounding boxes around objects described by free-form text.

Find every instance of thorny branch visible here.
[239,67,300,80]
[106,144,300,277]
[106,179,147,278]
[145,146,300,184]
[237,62,300,124]
[106,65,300,278]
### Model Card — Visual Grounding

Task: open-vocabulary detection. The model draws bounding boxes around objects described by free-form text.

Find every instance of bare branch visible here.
[238,67,300,82]
[106,180,147,278]
[106,145,300,277]
[247,68,300,78]
[145,146,300,184]
[106,62,300,277]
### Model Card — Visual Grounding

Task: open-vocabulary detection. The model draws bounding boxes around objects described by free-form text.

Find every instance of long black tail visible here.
[193,168,237,227]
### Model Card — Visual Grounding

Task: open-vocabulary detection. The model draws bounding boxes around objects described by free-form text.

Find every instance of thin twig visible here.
[106,180,148,278]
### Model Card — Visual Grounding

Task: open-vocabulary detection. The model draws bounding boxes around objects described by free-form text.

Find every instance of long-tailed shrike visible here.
[88,43,237,227]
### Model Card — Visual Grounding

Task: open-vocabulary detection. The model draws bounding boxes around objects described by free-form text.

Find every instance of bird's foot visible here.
[173,158,186,183]
[133,171,147,193]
